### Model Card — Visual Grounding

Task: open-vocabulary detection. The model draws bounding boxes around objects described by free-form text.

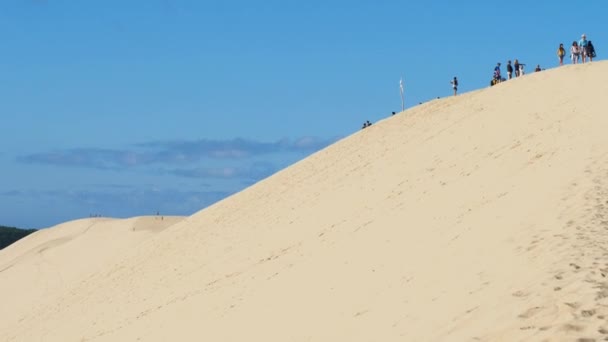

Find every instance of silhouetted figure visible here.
[450,77,458,96]
[588,40,596,61]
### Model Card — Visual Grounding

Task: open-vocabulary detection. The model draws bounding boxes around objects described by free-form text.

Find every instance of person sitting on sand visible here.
[535,64,541,72]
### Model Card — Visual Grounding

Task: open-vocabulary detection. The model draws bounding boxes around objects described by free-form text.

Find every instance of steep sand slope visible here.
[3,62,608,341]
[0,216,184,333]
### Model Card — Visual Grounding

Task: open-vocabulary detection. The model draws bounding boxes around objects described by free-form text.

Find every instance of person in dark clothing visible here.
[514,59,520,77]
[506,60,514,79]
[588,40,596,61]
[450,77,458,96]
[557,43,566,65]
[493,62,501,81]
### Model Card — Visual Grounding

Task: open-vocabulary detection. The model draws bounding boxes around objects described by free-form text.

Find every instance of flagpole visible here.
[399,77,405,112]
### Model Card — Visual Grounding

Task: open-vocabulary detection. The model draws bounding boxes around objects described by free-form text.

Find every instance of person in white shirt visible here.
[570,41,580,64]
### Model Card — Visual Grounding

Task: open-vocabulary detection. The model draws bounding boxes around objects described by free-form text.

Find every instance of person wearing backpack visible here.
[557,43,566,65]
[493,63,502,83]
[571,41,580,64]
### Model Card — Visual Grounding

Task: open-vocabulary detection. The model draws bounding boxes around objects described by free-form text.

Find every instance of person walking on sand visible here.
[579,34,589,63]
[506,60,514,79]
[571,41,580,64]
[450,77,458,96]
[557,43,566,65]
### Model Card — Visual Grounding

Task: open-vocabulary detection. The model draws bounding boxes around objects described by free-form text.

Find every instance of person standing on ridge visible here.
[506,60,514,79]
[493,62,502,83]
[579,34,589,63]
[514,59,520,77]
[571,41,580,64]
[557,43,566,65]
[451,77,458,96]
[588,40,596,62]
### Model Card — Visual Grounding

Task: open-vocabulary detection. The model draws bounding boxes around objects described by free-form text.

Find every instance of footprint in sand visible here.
[512,290,529,298]
[570,263,582,271]
[518,306,544,319]
[561,323,584,332]
[565,302,581,309]
[581,309,596,317]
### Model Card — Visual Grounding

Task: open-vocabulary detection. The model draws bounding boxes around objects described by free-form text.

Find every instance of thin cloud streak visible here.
[18,136,338,170]
[1,187,232,218]
[169,161,277,180]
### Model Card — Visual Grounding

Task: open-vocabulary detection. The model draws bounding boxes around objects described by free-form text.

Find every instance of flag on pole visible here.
[399,77,405,112]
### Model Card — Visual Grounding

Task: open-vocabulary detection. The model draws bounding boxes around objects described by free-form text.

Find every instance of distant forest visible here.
[0,226,37,250]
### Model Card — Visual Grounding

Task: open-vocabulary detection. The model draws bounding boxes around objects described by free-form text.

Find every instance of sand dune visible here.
[0,216,184,334]
[3,62,608,341]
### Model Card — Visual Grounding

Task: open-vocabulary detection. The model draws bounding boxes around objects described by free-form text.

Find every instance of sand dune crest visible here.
[3,62,608,341]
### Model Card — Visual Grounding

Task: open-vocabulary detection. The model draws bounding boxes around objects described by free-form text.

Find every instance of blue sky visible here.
[1,0,606,228]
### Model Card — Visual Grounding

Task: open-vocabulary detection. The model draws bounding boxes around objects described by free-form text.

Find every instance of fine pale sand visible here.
[2,61,608,341]
[0,216,184,335]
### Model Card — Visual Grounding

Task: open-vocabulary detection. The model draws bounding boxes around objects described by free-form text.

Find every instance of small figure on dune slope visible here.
[557,43,566,66]
[571,41,580,64]
[450,76,458,96]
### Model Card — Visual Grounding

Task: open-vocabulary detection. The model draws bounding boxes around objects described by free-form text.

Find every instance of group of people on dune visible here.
[450,33,597,96]
[559,33,596,65]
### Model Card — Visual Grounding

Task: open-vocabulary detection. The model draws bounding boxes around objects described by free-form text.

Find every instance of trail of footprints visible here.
[512,166,608,341]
